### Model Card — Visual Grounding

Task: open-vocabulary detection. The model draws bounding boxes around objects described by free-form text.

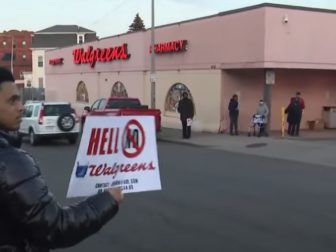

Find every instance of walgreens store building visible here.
[45,3,336,132]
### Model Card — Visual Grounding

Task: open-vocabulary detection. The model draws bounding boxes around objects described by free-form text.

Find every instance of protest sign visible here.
[67,115,161,198]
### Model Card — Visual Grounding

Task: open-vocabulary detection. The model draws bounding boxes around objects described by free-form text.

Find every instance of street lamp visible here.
[150,0,156,109]
[10,38,15,74]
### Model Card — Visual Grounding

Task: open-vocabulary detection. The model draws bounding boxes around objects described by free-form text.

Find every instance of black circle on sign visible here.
[122,119,145,158]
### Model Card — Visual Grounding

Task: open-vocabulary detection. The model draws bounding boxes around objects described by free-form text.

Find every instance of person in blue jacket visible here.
[228,94,239,135]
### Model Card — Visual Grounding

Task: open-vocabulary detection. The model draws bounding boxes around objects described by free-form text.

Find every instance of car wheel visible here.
[57,113,75,132]
[29,129,39,146]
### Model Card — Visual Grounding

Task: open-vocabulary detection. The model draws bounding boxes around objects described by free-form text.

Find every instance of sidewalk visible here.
[157,128,336,168]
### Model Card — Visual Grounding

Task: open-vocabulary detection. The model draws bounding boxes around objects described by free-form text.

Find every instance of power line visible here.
[90,0,130,26]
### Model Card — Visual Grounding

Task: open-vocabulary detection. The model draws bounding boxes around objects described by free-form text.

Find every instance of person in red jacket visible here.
[286,91,305,136]
[0,67,124,251]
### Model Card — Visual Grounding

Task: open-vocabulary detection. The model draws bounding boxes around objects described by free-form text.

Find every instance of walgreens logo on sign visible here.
[72,43,131,68]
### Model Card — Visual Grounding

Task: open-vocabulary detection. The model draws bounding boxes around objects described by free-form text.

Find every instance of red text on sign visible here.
[149,40,187,54]
[89,161,156,178]
[87,128,119,155]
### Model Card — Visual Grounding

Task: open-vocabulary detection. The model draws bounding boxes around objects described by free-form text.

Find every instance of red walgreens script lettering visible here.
[72,43,130,68]
[87,128,119,155]
[89,162,156,178]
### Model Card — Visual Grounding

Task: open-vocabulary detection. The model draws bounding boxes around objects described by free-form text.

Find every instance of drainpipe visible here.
[264,69,275,133]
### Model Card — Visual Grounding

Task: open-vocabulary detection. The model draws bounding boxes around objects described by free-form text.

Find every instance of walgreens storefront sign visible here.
[72,43,131,68]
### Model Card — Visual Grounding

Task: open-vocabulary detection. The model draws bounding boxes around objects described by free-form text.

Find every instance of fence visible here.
[19,88,45,103]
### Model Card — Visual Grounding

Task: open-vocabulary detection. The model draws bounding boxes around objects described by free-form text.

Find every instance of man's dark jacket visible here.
[0,131,119,252]
[177,98,194,120]
[228,98,239,116]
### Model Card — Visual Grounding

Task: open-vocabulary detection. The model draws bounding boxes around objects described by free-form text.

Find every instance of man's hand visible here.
[107,187,124,204]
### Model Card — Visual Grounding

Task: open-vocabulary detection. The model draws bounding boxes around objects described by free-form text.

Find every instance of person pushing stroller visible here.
[248,99,269,137]
[255,99,269,136]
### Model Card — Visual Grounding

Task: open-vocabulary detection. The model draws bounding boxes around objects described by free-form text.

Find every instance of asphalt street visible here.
[22,140,336,252]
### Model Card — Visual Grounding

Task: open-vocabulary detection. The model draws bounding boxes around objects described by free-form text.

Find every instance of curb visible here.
[157,137,213,148]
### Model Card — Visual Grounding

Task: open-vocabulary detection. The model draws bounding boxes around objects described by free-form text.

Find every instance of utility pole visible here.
[10,37,14,74]
[150,0,156,109]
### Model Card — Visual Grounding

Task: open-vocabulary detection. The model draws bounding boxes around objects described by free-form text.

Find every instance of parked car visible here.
[82,97,161,132]
[19,101,80,145]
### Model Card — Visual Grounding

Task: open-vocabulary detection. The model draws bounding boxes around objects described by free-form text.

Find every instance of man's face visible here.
[0,82,23,131]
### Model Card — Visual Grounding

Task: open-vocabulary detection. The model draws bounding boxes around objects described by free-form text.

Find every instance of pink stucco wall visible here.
[46,5,336,73]
[151,7,266,70]
[264,7,336,69]
[221,69,336,131]
[45,6,268,75]
[221,69,264,132]
[272,69,336,129]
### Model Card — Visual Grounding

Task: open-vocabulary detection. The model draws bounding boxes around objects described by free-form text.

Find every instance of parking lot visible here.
[21,138,336,252]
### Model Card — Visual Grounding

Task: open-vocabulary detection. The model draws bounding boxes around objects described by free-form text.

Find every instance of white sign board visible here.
[67,116,161,198]
[265,70,275,85]
[187,118,193,126]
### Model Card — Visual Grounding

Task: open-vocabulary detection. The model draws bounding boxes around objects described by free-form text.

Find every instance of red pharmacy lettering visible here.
[149,40,188,54]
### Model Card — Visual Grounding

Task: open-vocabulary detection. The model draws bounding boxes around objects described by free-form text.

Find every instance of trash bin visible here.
[322,106,336,128]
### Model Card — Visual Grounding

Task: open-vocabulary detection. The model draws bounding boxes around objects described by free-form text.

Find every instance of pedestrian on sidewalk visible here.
[285,91,305,136]
[255,99,269,136]
[178,92,194,139]
[0,67,124,251]
[81,106,91,131]
[228,94,239,135]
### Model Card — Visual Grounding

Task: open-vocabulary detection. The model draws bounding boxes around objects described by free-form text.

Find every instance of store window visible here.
[38,78,43,88]
[38,56,43,67]
[2,41,7,47]
[77,35,84,44]
[76,81,89,103]
[164,83,193,113]
[111,81,128,97]
[22,54,26,60]
[22,41,26,47]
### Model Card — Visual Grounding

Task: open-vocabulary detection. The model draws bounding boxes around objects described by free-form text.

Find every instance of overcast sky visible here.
[3,0,336,38]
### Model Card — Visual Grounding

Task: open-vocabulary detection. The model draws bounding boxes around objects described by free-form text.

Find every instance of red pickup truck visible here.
[82,97,161,132]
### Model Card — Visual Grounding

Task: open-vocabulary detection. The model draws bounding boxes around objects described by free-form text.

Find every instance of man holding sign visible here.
[67,115,162,197]
[178,92,195,139]
[0,67,123,252]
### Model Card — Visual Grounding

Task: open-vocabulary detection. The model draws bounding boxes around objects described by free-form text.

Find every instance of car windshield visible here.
[44,104,72,116]
[106,99,141,109]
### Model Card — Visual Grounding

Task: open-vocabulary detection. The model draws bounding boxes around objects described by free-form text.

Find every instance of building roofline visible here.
[100,3,336,41]
[34,31,96,35]
[217,3,336,16]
